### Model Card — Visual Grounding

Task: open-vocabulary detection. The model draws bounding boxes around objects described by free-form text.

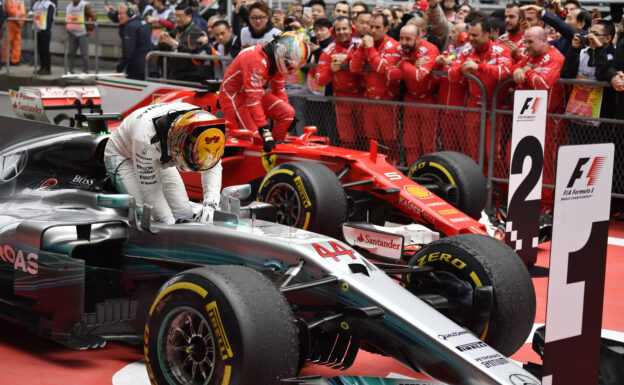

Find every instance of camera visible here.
[580,35,590,46]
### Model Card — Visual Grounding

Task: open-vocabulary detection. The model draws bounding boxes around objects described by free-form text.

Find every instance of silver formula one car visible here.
[0,115,539,385]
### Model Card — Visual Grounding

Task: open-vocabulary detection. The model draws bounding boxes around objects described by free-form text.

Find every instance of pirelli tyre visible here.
[145,266,299,385]
[257,161,347,239]
[407,234,535,357]
[407,151,486,219]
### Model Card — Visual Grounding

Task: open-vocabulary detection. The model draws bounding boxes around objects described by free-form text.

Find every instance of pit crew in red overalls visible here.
[386,20,439,165]
[350,13,401,163]
[435,22,469,153]
[218,32,310,153]
[512,26,566,211]
[448,19,512,164]
[315,16,365,149]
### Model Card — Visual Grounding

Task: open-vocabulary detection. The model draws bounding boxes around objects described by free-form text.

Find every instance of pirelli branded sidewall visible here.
[257,161,347,240]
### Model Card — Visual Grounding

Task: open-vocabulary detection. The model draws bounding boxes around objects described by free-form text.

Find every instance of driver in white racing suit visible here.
[104,102,225,224]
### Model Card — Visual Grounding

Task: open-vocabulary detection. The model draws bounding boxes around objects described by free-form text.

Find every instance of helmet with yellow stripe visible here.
[167,109,225,172]
[273,32,310,75]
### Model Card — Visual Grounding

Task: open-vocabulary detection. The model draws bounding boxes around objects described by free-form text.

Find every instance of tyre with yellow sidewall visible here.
[407,151,486,219]
[145,266,299,385]
[407,234,535,357]
[257,161,347,239]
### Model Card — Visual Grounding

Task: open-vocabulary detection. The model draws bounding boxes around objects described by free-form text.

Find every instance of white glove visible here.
[196,194,219,224]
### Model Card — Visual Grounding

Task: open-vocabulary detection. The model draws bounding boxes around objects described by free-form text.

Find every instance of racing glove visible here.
[258,125,276,153]
[197,193,219,224]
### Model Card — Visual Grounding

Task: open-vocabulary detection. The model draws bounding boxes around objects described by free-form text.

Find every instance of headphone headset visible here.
[125,2,135,17]
[457,31,468,45]
[329,24,356,38]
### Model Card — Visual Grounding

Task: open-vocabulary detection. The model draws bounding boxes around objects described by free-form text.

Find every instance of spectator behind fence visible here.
[562,20,616,144]
[606,36,624,194]
[512,26,565,211]
[387,20,440,164]
[32,0,55,75]
[240,1,281,47]
[302,0,326,42]
[435,22,468,154]
[332,1,349,20]
[489,17,505,41]
[499,3,526,61]
[315,16,364,149]
[65,0,96,75]
[115,2,152,80]
[2,0,25,66]
[448,18,511,163]
[158,2,206,82]
[137,0,155,20]
[354,11,370,38]
[522,0,589,56]
[188,0,207,34]
[350,13,401,163]
[304,17,335,138]
[146,0,175,47]
[207,14,223,46]
[212,20,240,78]
[427,0,466,53]
[350,1,367,23]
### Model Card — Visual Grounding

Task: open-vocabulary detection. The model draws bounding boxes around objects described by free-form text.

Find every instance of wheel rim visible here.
[265,183,303,227]
[158,306,216,385]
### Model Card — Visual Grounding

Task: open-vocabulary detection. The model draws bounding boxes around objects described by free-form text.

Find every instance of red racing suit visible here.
[512,45,566,210]
[315,37,365,147]
[436,43,468,154]
[448,40,512,162]
[387,39,440,164]
[350,36,401,153]
[498,31,526,61]
[218,45,294,141]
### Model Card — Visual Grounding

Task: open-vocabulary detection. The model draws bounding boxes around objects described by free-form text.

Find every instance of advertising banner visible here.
[542,143,614,385]
[505,90,547,265]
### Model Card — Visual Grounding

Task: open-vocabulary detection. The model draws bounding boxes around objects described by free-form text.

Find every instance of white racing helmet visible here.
[273,32,310,74]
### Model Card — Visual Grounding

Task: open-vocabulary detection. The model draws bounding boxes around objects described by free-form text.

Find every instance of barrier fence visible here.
[3,17,101,76]
[143,51,624,203]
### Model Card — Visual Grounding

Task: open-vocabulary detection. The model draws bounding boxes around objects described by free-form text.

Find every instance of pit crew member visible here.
[315,16,365,149]
[104,102,224,224]
[218,32,310,153]
[386,20,440,165]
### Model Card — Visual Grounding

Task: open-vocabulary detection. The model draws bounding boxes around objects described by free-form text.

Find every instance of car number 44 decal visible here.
[312,242,356,261]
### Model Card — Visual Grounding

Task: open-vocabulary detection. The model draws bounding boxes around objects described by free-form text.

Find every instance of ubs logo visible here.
[0,150,28,183]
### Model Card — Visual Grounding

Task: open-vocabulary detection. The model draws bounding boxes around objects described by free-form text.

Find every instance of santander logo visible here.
[357,233,400,250]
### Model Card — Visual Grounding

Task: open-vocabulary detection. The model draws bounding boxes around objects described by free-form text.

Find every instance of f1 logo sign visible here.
[519,97,542,115]
[566,157,606,188]
[542,144,613,385]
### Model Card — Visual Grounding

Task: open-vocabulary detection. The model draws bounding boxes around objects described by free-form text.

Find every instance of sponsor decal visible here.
[426,202,445,207]
[561,156,606,201]
[475,354,509,368]
[516,96,542,121]
[141,147,149,156]
[455,341,487,352]
[437,330,469,340]
[405,185,432,199]
[0,243,38,274]
[439,209,458,215]
[70,174,95,188]
[39,178,58,190]
[294,176,312,208]
[417,252,467,269]
[450,217,470,222]
[312,241,356,261]
[206,300,234,360]
[509,374,540,385]
[356,233,401,250]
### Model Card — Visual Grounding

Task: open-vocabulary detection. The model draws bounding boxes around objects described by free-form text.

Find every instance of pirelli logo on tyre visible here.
[417,252,467,270]
[294,176,312,208]
[206,301,234,360]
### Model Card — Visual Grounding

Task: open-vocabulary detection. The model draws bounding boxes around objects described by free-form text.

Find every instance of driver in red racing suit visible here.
[218,32,310,153]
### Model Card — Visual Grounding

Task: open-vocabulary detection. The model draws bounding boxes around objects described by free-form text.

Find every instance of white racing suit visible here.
[104,102,222,224]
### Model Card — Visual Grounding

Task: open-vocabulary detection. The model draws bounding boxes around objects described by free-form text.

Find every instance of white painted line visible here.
[607,237,624,247]
[112,360,150,385]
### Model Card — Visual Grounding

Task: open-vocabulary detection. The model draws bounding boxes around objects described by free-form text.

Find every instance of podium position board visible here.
[542,143,614,385]
[505,90,547,265]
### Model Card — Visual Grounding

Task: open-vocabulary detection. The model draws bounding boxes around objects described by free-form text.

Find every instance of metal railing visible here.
[145,50,233,87]
[3,17,101,76]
